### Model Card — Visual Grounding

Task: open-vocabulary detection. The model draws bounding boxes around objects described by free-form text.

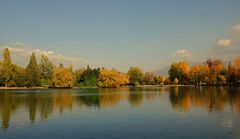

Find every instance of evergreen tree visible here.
[78,66,100,87]
[13,65,27,87]
[39,55,54,85]
[0,61,5,86]
[2,48,14,87]
[3,48,11,65]
[26,53,40,86]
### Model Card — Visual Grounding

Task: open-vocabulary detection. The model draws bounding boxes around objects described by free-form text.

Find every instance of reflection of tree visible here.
[28,94,37,122]
[99,89,122,107]
[229,88,240,112]
[100,93,121,107]
[2,102,11,130]
[128,92,143,106]
[78,95,100,108]
[38,93,53,121]
[169,87,240,112]
[169,87,190,112]
[75,88,130,108]
[0,87,240,131]
[204,88,228,112]
[0,91,75,130]
[53,93,73,114]
[142,87,167,101]
[75,89,100,107]
[0,92,22,130]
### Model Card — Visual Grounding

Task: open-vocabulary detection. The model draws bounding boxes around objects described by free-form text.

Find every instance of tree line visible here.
[0,48,240,88]
[168,58,240,86]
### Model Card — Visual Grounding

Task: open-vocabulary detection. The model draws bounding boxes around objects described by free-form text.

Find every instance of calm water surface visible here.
[0,86,240,139]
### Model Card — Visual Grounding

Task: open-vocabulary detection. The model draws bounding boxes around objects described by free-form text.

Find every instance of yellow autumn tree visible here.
[98,68,129,88]
[52,65,74,88]
[190,64,209,85]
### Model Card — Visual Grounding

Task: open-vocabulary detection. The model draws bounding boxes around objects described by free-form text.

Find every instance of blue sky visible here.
[1,0,240,71]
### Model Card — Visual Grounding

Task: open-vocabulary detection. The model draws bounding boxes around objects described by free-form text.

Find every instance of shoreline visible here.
[0,86,47,90]
[0,85,236,90]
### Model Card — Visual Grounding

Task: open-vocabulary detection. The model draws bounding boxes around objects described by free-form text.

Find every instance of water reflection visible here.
[0,87,240,130]
[169,86,240,112]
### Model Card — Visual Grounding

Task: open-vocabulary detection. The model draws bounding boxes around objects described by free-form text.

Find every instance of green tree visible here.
[26,53,41,86]
[12,65,27,87]
[2,48,15,87]
[3,48,11,65]
[39,55,54,85]
[0,61,4,86]
[77,66,100,87]
[127,67,144,86]
[75,68,85,85]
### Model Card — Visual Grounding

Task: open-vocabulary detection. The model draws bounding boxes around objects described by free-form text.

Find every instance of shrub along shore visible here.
[0,48,240,89]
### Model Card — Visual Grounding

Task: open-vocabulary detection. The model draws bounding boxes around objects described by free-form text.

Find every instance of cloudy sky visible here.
[0,0,240,71]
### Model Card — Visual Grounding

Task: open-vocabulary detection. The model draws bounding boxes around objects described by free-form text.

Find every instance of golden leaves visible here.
[52,66,74,88]
[98,68,129,88]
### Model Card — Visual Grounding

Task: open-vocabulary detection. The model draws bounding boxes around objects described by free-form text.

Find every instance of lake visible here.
[0,86,240,139]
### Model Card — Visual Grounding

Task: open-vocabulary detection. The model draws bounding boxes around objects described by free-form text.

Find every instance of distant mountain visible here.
[153,61,231,77]
[153,66,170,76]
[223,61,231,67]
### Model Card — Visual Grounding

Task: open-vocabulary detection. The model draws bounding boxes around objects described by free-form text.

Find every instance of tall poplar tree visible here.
[3,48,14,87]
[26,52,40,86]
[39,55,54,85]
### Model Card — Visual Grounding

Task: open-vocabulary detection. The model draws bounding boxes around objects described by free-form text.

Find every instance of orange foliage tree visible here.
[205,59,226,85]
[234,56,240,81]
[168,60,190,84]
[189,64,209,85]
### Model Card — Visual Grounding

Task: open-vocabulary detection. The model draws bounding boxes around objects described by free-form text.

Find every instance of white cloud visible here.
[172,49,191,57]
[208,24,240,60]
[217,39,232,47]
[47,51,54,54]
[15,42,22,45]
[167,24,240,65]
[0,42,89,69]
[34,49,40,52]
[232,24,240,34]
[15,42,29,46]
